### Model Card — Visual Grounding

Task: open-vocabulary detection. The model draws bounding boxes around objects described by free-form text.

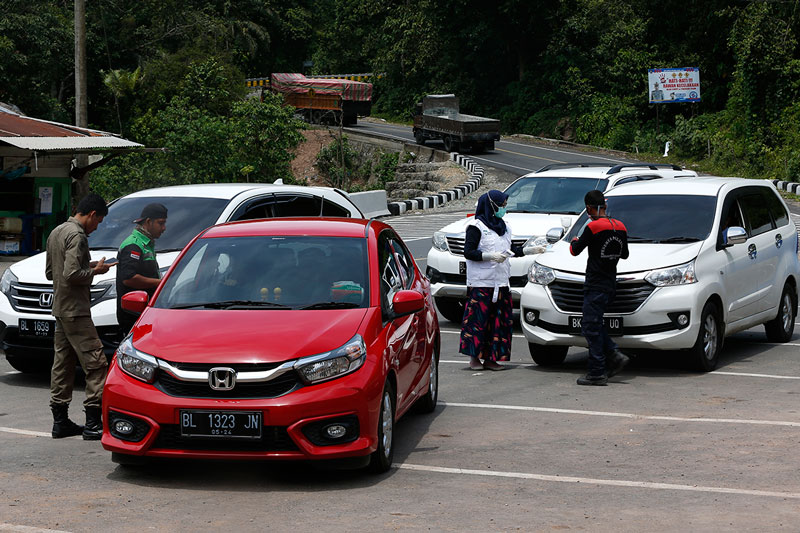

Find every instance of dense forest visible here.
[3,0,800,197]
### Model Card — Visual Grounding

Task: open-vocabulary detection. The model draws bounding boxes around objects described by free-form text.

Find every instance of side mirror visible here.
[724,226,747,246]
[121,291,149,314]
[560,216,572,229]
[546,227,565,244]
[392,290,424,318]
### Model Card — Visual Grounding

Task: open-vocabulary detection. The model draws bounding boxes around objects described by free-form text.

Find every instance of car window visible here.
[614,174,663,185]
[88,196,228,252]
[739,193,774,236]
[762,188,790,228]
[154,236,369,309]
[271,194,322,217]
[390,237,415,289]
[322,199,351,217]
[504,177,608,215]
[378,232,403,311]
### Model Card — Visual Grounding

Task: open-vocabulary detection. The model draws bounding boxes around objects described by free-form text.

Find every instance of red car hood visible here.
[130,308,369,363]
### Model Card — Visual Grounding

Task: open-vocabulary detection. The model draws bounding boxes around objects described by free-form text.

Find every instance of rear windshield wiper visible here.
[170,300,291,310]
[299,301,361,310]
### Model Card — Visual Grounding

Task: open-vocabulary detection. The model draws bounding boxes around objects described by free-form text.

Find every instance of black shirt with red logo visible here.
[570,217,629,291]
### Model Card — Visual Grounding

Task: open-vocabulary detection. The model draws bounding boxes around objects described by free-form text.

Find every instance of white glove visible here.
[482,252,507,263]
[522,245,546,255]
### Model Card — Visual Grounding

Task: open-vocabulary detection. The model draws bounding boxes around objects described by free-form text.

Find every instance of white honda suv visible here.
[426,163,698,322]
[0,183,363,373]
[521,177,799,371]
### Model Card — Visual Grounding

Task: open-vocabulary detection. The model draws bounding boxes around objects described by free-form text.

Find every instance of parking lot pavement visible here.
[2,315,800,532]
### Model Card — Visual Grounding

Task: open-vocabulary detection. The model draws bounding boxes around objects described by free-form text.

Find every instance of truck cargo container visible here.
[412,94,500,153]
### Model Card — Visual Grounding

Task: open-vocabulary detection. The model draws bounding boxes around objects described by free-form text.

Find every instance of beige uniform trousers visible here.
[50,316,108,408]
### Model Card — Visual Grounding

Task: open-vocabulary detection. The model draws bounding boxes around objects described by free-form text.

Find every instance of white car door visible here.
[738,188,780,316]
[717,195,756,323]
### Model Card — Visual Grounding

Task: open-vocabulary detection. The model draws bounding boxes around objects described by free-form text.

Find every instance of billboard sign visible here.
[648,68,700,103]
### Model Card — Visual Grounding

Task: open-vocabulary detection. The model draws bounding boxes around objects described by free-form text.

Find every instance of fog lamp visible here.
[677,314,689,327]
[325,424,347,439]
[525,311,537,325]
[114,420,134,435]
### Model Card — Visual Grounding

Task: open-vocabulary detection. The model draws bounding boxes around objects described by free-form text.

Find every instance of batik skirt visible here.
[459,286,513,361]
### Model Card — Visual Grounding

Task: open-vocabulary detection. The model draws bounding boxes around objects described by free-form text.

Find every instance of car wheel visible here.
[434,297,465,323]
[764,284,797,343]
[111,452,147,467]
[528,343,568,367]
[368,380,396,474]
[5,353,50,374]
[414,348,439,414]
[688,301,722,372]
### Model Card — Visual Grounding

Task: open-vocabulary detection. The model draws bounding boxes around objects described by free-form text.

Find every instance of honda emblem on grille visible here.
[39,293,54,308]
[208,367,236,391]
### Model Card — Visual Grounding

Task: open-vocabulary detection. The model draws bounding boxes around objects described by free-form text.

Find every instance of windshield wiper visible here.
[170,300,291,310]
[656,236,701,243]
[299,301,360,310]
[627,237,656,243]
[155,248,185,253]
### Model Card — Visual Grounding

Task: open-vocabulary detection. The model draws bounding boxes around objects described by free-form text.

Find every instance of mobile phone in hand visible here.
[104,257,119,266]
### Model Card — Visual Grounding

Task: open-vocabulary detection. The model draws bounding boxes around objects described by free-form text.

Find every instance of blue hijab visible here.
[475,190,508,236]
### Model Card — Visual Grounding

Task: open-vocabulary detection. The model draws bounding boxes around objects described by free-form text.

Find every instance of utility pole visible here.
[74,0,89,204]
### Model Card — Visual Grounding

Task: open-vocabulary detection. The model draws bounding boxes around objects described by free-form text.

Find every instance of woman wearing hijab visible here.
[459,190,538,370]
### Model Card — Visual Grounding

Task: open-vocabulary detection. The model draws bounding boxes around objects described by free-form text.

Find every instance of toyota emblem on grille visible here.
[208,367,236,391]
[39,293,54,308]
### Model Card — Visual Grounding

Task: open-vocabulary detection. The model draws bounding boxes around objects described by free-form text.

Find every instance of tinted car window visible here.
[88,196,228,252]
[378,233,403,311]
[155,236,369,309]
[271,195,322,217]
[763,188,790,228]
[390,237,415,289]
[739,193,773,236]
[565,194,717,243]
[322,199,351,217]
[505,177,609,215]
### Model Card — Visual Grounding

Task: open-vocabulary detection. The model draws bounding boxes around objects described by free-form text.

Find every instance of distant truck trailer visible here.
[268,73,373,126]
[412,94,500,153]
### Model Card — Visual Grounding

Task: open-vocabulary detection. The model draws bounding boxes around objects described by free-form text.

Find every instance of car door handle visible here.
[775,233,783,249]
[747,243,757,260]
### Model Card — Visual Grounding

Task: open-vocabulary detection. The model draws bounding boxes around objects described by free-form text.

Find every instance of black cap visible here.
[133,202,168,223]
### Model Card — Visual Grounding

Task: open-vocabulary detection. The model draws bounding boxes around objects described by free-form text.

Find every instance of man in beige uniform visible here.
[45,193,112,440]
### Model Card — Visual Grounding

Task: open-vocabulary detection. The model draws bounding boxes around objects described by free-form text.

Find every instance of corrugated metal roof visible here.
[0,136,143,151]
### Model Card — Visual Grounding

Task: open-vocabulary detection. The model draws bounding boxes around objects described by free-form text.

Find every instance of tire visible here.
[111,452,147,467]
[764,284,797,343]
[414,130,425,145]
[368,380,396,474]
[5,353,51,374]
[434,297,465,323]
[443,136,459,153]
[414,348,439,414]
[528,343,568,367]
[687,301,722,372]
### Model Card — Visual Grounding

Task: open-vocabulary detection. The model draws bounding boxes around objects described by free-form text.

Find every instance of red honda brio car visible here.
[101,218,440,473]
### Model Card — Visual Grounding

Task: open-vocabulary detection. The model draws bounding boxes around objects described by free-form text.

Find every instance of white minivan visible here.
[521,177,799,371]
[0,183,364,372]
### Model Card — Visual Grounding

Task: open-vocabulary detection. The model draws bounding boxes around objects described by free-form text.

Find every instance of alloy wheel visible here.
[703,313,718,361]
[381,391,393,460]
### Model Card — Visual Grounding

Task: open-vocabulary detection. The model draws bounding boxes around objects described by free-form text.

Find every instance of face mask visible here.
[495,207,507,218]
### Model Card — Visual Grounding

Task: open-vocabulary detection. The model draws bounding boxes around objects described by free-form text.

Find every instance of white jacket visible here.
[465,219,513,294]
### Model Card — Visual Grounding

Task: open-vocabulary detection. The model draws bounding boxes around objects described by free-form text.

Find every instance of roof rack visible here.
[535,163,614,173]
[606,163,682,174]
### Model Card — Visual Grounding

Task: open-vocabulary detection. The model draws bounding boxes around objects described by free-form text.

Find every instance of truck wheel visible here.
[764,284,796,342]
[434,297,465,323]
[443,136,459,152]
[414,131,425,145]
[528,343,568,367]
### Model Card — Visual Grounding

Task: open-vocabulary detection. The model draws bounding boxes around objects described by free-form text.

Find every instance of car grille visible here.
[152,425,298,451]
[445,237,527,256]
[155,361,302,399]
[548,280,655,313]
[8,282,109,315]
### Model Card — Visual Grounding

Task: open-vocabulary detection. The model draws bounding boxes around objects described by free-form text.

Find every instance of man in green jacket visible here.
[116,203,167,334]
[45,193,112,440]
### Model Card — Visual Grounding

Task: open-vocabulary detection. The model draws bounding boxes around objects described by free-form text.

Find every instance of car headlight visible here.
[523,235,548,248]
[432,232,449,252]
[294,334,366,384]
[644,260,697,286]
[1,268,17,295]
[93,279,117,303]
[528,263,556,285]
[116,335,158,383]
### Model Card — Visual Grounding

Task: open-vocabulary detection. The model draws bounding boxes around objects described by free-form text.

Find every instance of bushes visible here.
[315,135,398,191]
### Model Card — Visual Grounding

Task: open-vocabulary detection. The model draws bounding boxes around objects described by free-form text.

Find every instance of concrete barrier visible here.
[772,179,800,194]
[349,190,391,218]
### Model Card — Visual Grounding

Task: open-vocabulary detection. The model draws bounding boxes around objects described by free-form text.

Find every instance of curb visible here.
[387,153,484,215]
[771,179,800,194]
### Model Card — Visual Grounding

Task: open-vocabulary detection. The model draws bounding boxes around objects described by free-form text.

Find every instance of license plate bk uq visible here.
[568,315,623,336]
[180,410,262,439]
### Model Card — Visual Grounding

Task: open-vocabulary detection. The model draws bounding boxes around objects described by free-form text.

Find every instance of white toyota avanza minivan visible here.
[520,177,799,371]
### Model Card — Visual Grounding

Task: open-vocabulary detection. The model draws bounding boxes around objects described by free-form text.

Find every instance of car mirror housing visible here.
[121,291,149,314]
[392,290,425,318]
[724,226,747,246]
[560,216,572,229]
[546,227,564,244]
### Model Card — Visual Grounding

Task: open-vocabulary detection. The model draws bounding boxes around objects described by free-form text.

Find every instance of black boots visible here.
[51,403,84,438]
[606,349,630,378]
[82,406,103,441]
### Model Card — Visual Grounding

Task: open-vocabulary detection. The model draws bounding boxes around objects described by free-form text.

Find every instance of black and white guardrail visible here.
[387,153,484,215]
[772,179,800,194]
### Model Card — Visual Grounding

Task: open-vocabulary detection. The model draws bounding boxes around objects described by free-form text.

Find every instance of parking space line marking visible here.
[5,371,20,375]
[0,427,50,438]
[0,524,72,533]
[441,402,800,427]
[713,371,800,380]
[396,463,800,500]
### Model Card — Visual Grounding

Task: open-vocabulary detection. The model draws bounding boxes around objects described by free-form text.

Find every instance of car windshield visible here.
[504,177,609,215]
[88,196,228,252]
[565,194,718,243]
[154,236,369,310]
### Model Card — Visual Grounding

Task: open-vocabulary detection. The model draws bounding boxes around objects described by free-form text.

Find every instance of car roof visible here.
[521,163,697,182]
[200,217,390,239]
[121,182,343,200]
[602,176,770,197]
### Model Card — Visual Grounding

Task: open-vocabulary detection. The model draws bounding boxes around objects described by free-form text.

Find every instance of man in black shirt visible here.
[570,190,629,385]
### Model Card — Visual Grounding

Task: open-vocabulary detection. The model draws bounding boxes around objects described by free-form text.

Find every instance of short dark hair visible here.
[76,193,108,217]
[584,190,605,207]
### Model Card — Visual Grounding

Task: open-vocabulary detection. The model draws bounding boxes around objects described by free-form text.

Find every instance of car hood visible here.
[6,250,180,285]
[130,307,369,363]
[437,213,576,238]
[537,241,704,274]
